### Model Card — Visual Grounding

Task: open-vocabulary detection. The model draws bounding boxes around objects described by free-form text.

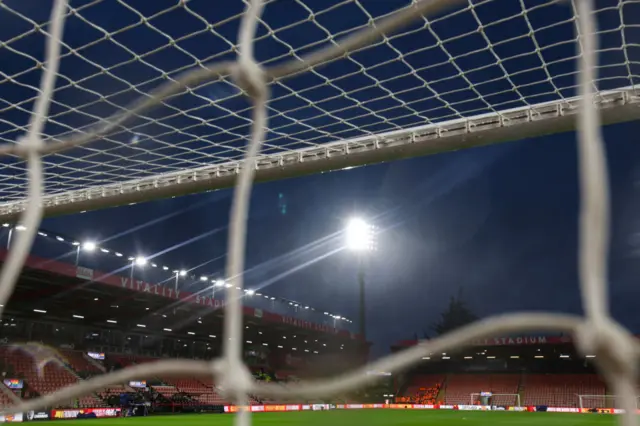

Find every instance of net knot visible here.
[212,358,255,404]
[231,58,268,101]
[15,134,44,159]
[575,318,638,380]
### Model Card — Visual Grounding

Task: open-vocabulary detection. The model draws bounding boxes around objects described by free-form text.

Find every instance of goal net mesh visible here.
[0,0,638,214]
[0,0,639,426]
[579,395,640,410]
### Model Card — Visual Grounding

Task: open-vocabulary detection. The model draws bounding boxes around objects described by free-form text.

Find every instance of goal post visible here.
[578,395,640,410]
[470,393,520,407]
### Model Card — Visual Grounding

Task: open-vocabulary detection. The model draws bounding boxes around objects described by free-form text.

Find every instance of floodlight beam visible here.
[345,218,374,251]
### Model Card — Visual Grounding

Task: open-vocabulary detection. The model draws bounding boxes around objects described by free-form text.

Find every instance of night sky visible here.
[41,119,640,357]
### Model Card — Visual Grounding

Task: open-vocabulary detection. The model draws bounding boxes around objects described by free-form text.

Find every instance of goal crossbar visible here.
[0,86,638,221]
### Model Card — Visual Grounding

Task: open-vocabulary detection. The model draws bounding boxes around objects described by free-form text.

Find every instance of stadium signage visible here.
[120,278,181,300]
[26,411,50,421]
[51,408,120,419]
[547,407,580,413]
[457,405,491,411]
[0,413,22,423]
[224,403,636,415]
[470,336,552,346]
[280,316,338,334]
[194,294,225,308]
[75,266,93,280]
[10,250,359,339]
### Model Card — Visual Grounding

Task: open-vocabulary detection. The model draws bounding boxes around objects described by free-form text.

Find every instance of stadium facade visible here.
[0,227,634,420]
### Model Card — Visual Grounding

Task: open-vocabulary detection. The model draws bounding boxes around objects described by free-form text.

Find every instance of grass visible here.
[46,409,621,426]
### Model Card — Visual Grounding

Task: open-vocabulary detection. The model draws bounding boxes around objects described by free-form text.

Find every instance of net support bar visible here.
[0,86,638,221]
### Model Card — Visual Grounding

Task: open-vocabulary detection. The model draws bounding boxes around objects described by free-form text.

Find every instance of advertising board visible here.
[0,413,22,423]
[50,408,121,419]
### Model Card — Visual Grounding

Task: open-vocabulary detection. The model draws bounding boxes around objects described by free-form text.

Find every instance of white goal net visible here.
[0,1,639,426]
[0,0,638,217]
[579,395,640,410]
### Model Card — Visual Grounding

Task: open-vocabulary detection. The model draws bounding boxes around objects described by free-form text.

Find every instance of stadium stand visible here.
[0,387,15,407]
[156,376,229,405]
[444,374,520,406]
[522,374,605,408]
[0,246,625,414]
[397,374,445,404]
[0,346,104,408]
[59,349,103,374]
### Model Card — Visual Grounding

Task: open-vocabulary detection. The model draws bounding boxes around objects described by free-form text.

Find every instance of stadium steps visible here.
[0,380,20,407]
[82,353,107,374]
[517,372,525,406]
[0,347,103,408]
[436,376,448,403]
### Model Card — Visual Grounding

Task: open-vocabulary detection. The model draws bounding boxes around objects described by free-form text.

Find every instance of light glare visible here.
[346,218,374,251]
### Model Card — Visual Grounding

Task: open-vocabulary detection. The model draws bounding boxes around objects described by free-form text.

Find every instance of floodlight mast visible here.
[345,218,375,341]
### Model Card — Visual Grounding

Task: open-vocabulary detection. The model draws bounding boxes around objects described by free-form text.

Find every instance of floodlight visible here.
[200,276,208,281]
[82,241,96,252]
[135,257,147,266]
[214,279,225,287]
[246,290,255,296]
[345,218,374,251]
[15,225,26,231]
[179,270,187,277]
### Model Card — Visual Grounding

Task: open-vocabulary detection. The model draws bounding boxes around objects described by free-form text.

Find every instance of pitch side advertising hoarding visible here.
[0,413,23,423]
[222,403,638,415]
[50,408,121,419]
[25,411,50,421]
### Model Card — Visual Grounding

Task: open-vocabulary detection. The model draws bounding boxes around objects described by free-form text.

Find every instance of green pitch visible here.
[46,410,620,426]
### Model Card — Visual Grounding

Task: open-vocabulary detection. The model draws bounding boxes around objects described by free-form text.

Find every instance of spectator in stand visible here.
[396,382,441,405]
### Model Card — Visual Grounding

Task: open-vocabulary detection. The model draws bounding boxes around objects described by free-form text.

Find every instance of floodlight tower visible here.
[130,256,147,279]
[174,269,187,291]
[345,218,375,341]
